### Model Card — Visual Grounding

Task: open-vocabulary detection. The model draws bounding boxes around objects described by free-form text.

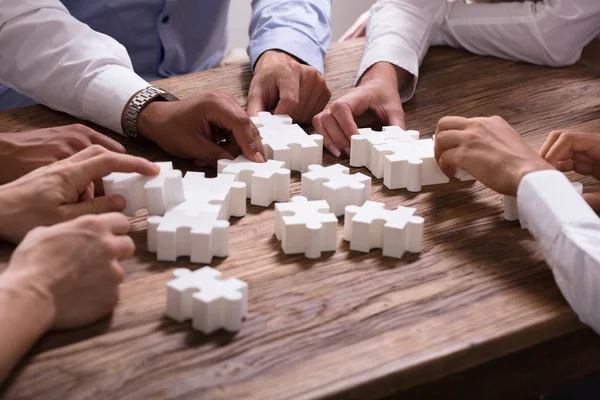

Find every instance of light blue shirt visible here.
[0,0,331,110]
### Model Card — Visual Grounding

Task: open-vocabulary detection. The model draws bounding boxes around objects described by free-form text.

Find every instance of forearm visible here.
[0,280,53,382]
[357,0,448,101]
[0,0,148,134]
[518,170,600,332]
[433,0,600,67]
[249,0,331,74]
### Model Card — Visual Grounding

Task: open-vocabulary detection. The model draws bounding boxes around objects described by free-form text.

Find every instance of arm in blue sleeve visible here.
[248,0,331,74]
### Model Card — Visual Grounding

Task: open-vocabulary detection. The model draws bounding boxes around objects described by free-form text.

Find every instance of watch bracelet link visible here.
[123,86,176,138]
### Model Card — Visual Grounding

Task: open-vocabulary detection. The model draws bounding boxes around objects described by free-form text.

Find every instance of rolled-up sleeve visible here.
[248,0,331,74]
[0,0,149,134]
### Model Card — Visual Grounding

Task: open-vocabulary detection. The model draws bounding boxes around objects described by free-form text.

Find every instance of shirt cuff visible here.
[81,65,150,135]
[356,36,419,102]
[517,170,597,249]
[248,27,325,75]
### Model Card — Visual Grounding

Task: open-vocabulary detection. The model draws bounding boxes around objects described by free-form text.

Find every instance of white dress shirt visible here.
[518,170,600,333]
[359,0,600,101]
[0,0,149,134]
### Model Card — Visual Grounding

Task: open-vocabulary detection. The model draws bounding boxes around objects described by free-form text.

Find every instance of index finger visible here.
[215,101,266,163]
[72,152,160,193]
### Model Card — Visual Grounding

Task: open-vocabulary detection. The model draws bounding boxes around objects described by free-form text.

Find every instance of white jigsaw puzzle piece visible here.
[251,111,323,173]
[217,155,291,207]
[147,210,229,264]
[350,126,420,172]
[380,138,451,191]
[274,196,338,259]
[175,172,247,219]
[102,161,185,216]
[166,267,248,334]
[301,164,371,216]
[343,201,424,259]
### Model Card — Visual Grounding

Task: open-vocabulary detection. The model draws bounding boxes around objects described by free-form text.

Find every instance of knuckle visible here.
[88,144,109,156]
[78,215,105,231]
[330,101,346,115]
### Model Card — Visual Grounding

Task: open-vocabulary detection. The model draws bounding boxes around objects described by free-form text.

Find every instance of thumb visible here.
[247,84,267,117]
[583,192,600,210]
[62,195,127,219]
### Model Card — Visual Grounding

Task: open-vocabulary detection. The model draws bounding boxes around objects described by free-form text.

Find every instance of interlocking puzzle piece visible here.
[344,201,424,259]
[274,196,338,259]
[217,155,291,207]
[147,211,229,264]
[505,181,583,224]
[251,111,323,172]
[350,126,420,172]
[378,138,450,191]
[166,267,248,334]
[103,162,185,216]
[174,172,246,219]
[301,164,371,216]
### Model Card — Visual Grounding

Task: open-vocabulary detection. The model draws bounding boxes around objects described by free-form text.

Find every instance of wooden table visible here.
[1,39,600,400]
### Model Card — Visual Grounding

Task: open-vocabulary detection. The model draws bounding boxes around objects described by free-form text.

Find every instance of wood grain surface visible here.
[1,38,600,400]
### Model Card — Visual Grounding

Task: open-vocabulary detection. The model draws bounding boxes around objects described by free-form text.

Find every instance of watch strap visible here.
[122,86,177,138]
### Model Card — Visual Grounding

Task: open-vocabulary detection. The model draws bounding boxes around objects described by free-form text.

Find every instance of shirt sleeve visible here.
[518,170,600,333]
[248,0,332,75]
[0,0,149,134]
[432,0,600,67]
[357,0,448,102]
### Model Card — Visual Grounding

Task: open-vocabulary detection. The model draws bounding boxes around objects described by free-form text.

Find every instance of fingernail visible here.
[110,195,126,210]
[326,144,342,158]
[255,152,265,163]
[343,147,351,156]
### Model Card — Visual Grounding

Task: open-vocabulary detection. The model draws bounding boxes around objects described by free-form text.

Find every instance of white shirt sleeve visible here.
[0,0,149,134]
[518,170,600,333]
[356,0,448,102]
[432,0,600,67]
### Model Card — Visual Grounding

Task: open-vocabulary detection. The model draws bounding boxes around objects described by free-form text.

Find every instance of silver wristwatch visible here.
[122,86,179,138]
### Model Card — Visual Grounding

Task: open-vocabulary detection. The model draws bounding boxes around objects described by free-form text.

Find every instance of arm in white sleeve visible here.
[518,170,600,333]
[0,0,149,134]
[433,0,600,67]
[357,0,448,102]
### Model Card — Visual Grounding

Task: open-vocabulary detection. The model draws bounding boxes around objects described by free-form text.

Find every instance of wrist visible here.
[137,101,174,143]
[359,62,410,89]
[514,160,556,192]
[0,273,55,333]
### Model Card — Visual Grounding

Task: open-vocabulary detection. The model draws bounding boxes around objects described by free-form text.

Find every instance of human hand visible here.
[138,93,265,167]
[0,145,158,243]
[1,213,133,330]
[247,50,331,124]
[312,62,406,157]
[540,130,600,208]
[0,124,125,184]
[434,116,554,196]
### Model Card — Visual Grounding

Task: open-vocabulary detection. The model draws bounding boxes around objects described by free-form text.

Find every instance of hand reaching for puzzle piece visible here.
[0,146,158,243]
[540,130,600,209]
[434,116,554,196]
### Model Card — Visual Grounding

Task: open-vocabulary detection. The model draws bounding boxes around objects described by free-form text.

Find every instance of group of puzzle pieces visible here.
[350,126,474,190]
[104,114,485,334]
